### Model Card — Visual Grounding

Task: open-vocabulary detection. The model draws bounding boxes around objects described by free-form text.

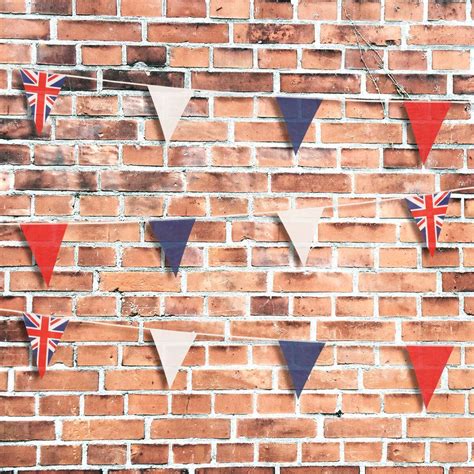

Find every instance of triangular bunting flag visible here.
[148,85,193,142]
[276,97,322,155]
[150,219,195,276]
[404,101,451,164]
[150,329,196,388]
[278,207,324,265]
[279,340,325,398]
[20,69,66,134]
[406,345,454,408]
[405,192,450,256]
[20,223,68,286]
[22,312,69,377]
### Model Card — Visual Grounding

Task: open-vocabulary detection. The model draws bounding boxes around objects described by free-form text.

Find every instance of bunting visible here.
[150,329,196,388]
[148,85,193,142]
[20,69,66,134]
[276,97,322,155]
[278,207,324,265]
[9,308,463,408]
[279,340,325,397]
[20,223,68,286]
[22,312,69,377]
[406,345,454,408]
[150,219,195,276]
[405,192,450,256]
[404,101,451,164]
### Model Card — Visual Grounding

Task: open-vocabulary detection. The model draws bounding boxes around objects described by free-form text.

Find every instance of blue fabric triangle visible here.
[150,219,195,276]
[276,97,322,155]
[279,340,325,398]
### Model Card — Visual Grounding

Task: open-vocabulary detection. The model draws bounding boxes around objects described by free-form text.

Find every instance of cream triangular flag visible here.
[278,207,324,265]
[148,85,193,142]
[150,328,196,388]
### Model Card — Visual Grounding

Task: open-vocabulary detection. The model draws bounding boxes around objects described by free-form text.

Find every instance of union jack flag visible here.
[19,69,66,134]
[22,312,69,377]
[405,191,451,256]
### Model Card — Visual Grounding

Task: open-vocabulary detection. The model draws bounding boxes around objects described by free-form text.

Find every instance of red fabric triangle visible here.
[20,224,68,286]
[404,101,451,164]
[406,345,453,408]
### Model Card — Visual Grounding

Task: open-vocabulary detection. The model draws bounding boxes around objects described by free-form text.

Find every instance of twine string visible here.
[0,186,472,224]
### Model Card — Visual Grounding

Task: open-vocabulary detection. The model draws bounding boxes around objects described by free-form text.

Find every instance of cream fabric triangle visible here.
[278,207,324,265]
[150,328,196,388]
[148,85,193,142]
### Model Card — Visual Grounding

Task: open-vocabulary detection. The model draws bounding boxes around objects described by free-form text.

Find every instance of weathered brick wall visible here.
[0,0,473,472]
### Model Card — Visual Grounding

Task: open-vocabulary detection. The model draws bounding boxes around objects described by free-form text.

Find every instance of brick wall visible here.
[0,0,473,472]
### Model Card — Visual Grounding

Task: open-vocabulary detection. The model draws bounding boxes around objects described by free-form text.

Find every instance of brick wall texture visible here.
[0,0,473,472]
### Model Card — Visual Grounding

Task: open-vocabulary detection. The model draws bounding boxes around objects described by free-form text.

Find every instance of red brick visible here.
[193,72,273,92]
[235,24,314,44]
[82,45,121,65]
[151,419,230,439]
[41,445,82,466]
[0,420,55,440]
[0,18,49,39]
[121,0,162,16]
[407,418,474,438]
[148,23,228,43]
[409,25,474,45]
[167,0,206,17]
[16,370,98,392]
[39,395,80,416]
[255,0,293,18]
[131,443,168,464]
[281,73,361,93]
[58,20,141,41]
[238,418,316,438]
[77,0,117,14]
[88,444,126,465]
[63,419,144,440]
[0,396,34,416]
[325,418,401,438]
[0,445,36,467]
[321,25,401,45]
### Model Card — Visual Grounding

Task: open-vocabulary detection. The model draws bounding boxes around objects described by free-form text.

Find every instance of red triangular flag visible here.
[406,345,454,408]
[20,224,68,286]
[404,101,451,164]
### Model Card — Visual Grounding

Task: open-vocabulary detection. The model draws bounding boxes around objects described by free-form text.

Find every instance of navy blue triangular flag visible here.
[150,219,195,276]
[279,340,325,398]
[276,97,322,155]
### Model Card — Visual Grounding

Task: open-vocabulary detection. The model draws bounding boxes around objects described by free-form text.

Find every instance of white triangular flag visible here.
[278,207,324,265]
[148,85,193,142]
[150,328,196,388]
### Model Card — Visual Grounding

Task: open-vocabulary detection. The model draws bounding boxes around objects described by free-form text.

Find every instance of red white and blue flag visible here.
[22,312,69,377]
[20,69,66,134]
[405,191,451,256]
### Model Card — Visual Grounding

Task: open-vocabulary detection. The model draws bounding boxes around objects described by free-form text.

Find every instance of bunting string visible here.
[1,307,455,403]
[0,185,473,224]
[31,71,474,103]
[0,307,312,343]
[0,307,458,344]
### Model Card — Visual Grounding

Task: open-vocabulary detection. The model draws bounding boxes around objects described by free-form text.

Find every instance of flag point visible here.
[404,101,451,164]
[406,345,454,408]
[150,219,195,276]
[20,223,68,286]
[276,97,322,155]
[279,340,325,398]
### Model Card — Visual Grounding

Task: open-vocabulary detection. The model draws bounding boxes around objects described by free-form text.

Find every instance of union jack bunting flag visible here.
[22,312,69,377]
[20,69,66,134]
[405,191,451,256]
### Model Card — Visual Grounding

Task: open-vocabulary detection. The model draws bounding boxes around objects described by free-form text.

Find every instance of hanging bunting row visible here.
[19,69,451,163]
[17,310,453,409]
[15,190,458,284]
